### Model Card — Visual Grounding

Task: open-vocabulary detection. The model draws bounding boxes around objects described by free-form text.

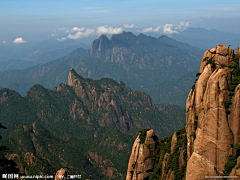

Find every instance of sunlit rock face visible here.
[126,129,158,180]
[186,44,236,179]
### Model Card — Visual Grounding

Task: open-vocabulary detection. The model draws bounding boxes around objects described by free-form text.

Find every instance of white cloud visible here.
[57,37,67,42]
[141,27,153,33]
[138,21,189,34]
[54,28,68,32]
[123,24,138,29]
[13,37,26,44]
[139,26,161,33]
[49,33,58,37]
[67,28,94,40]
[66,27,85,33]
[177,21,189,31]
[2,41,6,44]
[163,24,179,34]
[97,26,123,35]
[153,26,161,33]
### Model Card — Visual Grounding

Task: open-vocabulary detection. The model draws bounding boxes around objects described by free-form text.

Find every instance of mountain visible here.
[126,44,240,179]
[0,69,186,179]
[0,46,87,72]
[171,27,240,50]
[0,32,203,107]
[4,122,103,179]
[148,72,197,107]
[0,39,88,62]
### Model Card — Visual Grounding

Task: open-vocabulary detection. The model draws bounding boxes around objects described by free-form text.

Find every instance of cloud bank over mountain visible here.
[53,21,190,42]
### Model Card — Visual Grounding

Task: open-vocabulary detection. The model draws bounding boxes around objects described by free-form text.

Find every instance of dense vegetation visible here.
[0,69,188,179]
[139,129,150,144]
[149,127,188,180]
[0,123,19,174]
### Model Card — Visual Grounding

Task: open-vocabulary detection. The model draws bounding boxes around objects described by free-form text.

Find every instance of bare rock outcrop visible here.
[236,45,240,68]
[236,45,240,58]
[160,153,170,180]
[126,129,158,180]
[55,168,70,180]
[199,44,234,73]
[170,132,177,154]
[186,44,237,179]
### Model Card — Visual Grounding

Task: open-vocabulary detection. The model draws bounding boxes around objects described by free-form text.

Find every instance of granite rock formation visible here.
[126,43,240,180]
[186,44,238,179]
[126,129,159,180]
[126,128,187,180]
[199,44,234,73]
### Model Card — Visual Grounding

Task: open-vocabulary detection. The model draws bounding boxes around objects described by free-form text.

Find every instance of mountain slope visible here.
[148,71,197,107]
[0,32,203,102]
[0,69,186,179]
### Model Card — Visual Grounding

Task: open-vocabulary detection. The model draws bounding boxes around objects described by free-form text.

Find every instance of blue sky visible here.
[0,0,239,44]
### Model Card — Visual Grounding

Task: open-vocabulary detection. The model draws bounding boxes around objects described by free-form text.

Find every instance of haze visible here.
[1,0,240,45]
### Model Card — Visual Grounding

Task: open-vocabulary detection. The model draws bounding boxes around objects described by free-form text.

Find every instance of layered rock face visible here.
[186,44,238,179]
[126,129,159,180]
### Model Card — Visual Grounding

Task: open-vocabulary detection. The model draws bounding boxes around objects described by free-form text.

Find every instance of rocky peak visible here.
[0,89,22,104]
[126,129,159,180]
[68,68,82,87]
[236,45,240,67]
[237,45,240,58]
[98,34,110,51]
[90,34,111,56]
[67,69,167,135]
[158,35,170,40]
[199,43,234,73]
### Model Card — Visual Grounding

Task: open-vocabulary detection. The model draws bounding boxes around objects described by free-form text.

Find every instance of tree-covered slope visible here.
[0,69,186,179]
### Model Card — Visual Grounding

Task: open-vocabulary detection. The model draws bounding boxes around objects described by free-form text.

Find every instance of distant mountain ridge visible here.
[0,32,203,108]
[172,27,240,50]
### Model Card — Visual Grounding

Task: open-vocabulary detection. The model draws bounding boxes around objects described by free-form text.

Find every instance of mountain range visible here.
[0,32,203,107]
[0,69,186,179]
[171,27,240,50]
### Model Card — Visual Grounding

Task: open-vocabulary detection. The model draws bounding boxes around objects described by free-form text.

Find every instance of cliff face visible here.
[126,128,187,180]
[67,68,169,136]
[185,44,238,179]
[126,43,240,180]
[126,129,159,180]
